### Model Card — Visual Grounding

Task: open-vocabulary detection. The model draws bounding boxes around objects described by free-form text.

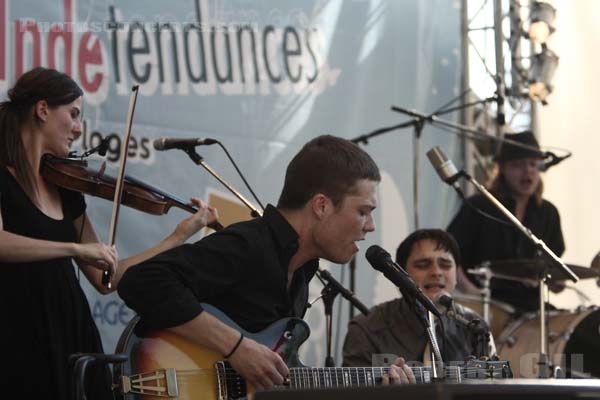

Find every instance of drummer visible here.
[447,131,565,312]
[343,229,495,367]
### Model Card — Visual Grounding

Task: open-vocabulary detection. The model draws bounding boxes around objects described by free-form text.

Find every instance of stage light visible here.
[528,2,556,44]
[528,46,559,104]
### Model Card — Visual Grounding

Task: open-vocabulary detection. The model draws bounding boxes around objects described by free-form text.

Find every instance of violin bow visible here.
[103,85,140,288]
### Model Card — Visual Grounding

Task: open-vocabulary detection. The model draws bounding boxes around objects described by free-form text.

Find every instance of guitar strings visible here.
[169,366,497,385]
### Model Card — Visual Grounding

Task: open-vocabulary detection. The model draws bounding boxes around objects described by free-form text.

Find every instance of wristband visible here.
[224,332,244,358]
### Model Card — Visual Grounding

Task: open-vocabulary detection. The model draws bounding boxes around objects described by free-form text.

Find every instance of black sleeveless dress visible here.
[0,167,111,399]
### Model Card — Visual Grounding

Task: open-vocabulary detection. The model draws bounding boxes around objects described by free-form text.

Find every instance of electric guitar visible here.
[114,304,512,399]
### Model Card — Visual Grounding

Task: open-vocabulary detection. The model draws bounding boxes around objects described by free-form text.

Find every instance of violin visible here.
[40,154,223,231]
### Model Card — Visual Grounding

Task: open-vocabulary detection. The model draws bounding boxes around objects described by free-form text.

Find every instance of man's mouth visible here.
[423,282,445,290]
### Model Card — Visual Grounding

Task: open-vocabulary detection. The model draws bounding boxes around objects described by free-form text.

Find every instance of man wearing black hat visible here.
[447,131,565,312]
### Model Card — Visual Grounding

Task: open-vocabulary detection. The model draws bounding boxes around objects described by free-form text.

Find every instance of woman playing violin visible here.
[0,67,218,399]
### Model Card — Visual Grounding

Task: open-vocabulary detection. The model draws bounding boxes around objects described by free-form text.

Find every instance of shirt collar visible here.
[262,204,319,280]
[263,204,299,254]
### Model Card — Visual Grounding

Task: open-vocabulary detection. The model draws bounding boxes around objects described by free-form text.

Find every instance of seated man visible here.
[343,229,493,367]
[119,135,414,389]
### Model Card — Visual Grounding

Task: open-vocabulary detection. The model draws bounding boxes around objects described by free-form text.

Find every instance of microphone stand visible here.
[348,256,356,319]
[311,269,370,367]
[418,304,443,380]
[183,148,262,218]
[468,264,493,329]
[390,106,553,159]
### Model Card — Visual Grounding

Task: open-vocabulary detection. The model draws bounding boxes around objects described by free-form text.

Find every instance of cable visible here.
[453,185,514,228]
[216,141,265,212]
[437,314,447,367]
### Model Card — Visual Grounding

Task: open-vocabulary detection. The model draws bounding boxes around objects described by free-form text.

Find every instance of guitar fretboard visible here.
[287,366,459,388]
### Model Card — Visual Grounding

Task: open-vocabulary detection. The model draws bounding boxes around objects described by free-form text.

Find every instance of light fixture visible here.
[528,46,559,104]
[528,1,556,44]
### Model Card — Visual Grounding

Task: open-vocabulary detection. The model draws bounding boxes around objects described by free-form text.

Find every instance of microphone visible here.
[71,137,110,158]
[426,146,462,188]
[436,293,487,331]
[97,137,110,156]
[436,293,467,324]
[539,151,571,172]
[436,292,455,315]
[366,245,441,318]
[153,137,218,151]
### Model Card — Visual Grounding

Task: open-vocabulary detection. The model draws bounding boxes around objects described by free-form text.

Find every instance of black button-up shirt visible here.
[118,205,319,335]
[447,194,565,311]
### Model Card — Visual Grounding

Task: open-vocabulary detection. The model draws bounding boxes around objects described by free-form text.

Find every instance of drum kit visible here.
[454,257,600,379]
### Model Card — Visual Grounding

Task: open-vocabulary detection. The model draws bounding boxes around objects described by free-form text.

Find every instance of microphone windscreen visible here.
[427,146,459,182]
[153,138,166,150]
[436,292,453,308]
[365,245,391,271]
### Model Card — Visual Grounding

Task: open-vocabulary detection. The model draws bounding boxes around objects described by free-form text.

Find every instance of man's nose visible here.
[364,214,375,233]
[430,263,443,277]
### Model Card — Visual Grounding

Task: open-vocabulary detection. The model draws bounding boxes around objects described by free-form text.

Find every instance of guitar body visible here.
[114,304,310,400]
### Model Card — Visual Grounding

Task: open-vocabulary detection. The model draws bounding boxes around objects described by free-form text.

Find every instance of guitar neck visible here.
[287,365,457,388]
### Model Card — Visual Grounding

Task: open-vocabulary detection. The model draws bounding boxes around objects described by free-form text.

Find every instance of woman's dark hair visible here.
[0,67,83,203]
[277,135,381,209]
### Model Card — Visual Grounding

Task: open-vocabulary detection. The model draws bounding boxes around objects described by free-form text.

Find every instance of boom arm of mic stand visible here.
[350,120,418,145]
[317,269,370,316]
[391,106,547,157]
[183,148,262,218]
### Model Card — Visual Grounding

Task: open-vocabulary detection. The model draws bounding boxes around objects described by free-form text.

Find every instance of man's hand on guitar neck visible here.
[381,357,416,385]
[228,337,289,390]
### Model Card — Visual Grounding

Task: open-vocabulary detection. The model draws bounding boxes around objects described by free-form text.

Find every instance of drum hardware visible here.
[472,258,599,282]
[548,329,574,343]
[503,335,517,347]
[468,257,598,378]
[498,329,573,348]
[467,264,493,327]
[453,293,515,339]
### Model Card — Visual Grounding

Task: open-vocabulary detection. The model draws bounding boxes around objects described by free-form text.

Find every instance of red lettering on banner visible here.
[48,0,73,76]
[78,32,104,92]
[15,20,41,77]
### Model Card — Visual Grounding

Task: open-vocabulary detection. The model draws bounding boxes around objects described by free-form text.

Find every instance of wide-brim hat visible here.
[494,131,544,162]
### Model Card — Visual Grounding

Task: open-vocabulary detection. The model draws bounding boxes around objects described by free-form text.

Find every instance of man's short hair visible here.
[395,229,461,268]
[277,135,381,209]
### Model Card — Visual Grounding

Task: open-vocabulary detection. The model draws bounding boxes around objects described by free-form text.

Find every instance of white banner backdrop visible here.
[2,0,463,367]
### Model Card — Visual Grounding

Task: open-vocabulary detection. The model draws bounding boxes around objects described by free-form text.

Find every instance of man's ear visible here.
[34,100,49,123]
[310,193,332,220]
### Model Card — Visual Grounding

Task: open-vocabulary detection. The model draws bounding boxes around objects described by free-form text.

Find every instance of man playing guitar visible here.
[118,135,415,392]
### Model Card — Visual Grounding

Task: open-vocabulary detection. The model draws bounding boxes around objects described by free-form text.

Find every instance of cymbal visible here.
[468,258,598,281]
